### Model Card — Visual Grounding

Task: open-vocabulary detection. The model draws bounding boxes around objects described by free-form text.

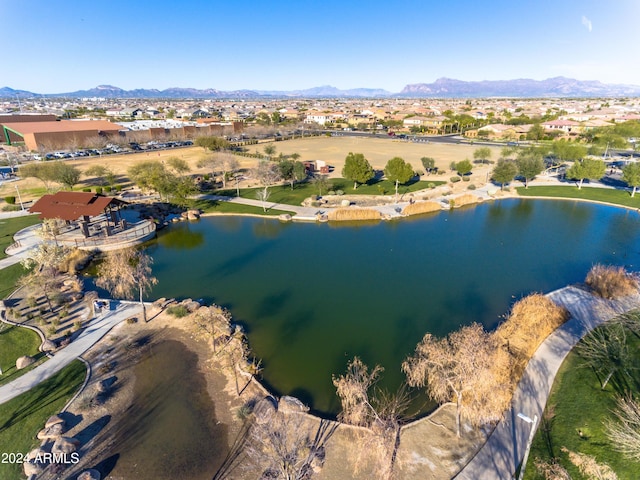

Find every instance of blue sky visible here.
[1,0,639,93]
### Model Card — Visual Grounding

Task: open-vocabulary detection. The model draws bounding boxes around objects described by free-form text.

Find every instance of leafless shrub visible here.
[327,208,381,221]
[495,294,569,373]
[401,201,441,216]
[561,447,618,480]
[534,457,572,480]
[451,193,480,207]
[585,264,638,300]
[604,395,640,462]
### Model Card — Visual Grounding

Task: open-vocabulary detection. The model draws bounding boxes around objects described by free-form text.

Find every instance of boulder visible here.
[278,214,292,222]
[16,355,35,370]
[341,199,351,207]
[253,396,277,425]
[278,396,310,413]
[41,339,57,353]
[23,459,43,476]
[186,209,200,221]
[78,470,101,480]
[182,300,202,313]
[45,415,65,428]
[37,423,65,440]
[51,437,80,455]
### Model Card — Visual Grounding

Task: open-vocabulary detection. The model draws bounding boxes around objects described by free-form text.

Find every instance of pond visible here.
[145,199,640,414]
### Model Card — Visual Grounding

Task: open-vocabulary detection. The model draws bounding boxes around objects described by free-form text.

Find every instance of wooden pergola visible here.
[29,192,128,238]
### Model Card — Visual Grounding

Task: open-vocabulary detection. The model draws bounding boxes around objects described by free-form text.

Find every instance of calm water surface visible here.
[146,199,640,413]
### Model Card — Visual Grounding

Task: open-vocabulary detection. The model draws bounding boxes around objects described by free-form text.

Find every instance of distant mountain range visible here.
[2,77,640,99]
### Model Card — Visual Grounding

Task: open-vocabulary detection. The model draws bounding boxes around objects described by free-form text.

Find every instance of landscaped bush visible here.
[402,201,441,216]
[467,184,476,190]
[327,208,381,222]
[104,186,112,193]
[495,293,569,372]
[585,264,639,299]
[336,190,344,196]
[166,305,190,318]
[462,176,470,182]
[115,185,123,192]
[327,190,336,196]
[95,187,103,195]
[82,188,91,193]
[450,176,461,183]
[2,204,20,212]
[453,194,481,207]
[4,196,16,204]
[427,183,436,189]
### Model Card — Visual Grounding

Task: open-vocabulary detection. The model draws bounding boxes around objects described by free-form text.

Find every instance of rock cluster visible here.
[24,414,82,478]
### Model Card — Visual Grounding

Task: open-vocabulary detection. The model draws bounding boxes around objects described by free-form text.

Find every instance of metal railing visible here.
[73,220,156,248]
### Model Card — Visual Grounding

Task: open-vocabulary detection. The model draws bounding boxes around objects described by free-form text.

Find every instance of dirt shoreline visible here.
[46,301,488,480]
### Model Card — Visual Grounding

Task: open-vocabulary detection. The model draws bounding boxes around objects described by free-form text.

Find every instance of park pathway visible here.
[0,301,142,405]
[454,285,640,479]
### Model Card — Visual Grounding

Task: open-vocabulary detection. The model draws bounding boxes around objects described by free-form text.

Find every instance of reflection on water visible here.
[146,199,640,414]
[106,340,227,480]
[157,223,205,249]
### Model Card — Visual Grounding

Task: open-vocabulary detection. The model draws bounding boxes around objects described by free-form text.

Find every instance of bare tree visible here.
[402,323,511,437]
[605,395,640,462]
[333,357,410,478]
[20,243,68,312]
[245,412,332,480]
[253,160,281,211]
[333,357,382,427]
[96,248,157,322]
[197,152,240,189]
[577,321,631,390]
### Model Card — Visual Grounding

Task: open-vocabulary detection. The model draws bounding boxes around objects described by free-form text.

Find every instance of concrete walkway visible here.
[0,301,142,405]
[455,286,640,479]
[0,223,43,269]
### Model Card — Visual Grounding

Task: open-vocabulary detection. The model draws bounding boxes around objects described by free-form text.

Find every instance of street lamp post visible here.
[15,185,25,211]
[517,412,539,480]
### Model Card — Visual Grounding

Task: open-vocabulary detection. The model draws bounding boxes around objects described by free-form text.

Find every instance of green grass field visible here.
[0,215,40,260]
[216,177,443,206]
[516,186,640,209]
[525,323,640,479]
[192,199,296,216]
[0,263,27,299]
[0,360,85,480]
[0,324,45,387]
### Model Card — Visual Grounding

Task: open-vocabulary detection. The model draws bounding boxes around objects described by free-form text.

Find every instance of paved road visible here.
[0,301,141,405]
[455,286,640,479]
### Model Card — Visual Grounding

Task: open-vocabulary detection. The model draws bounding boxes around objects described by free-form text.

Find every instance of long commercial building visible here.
[0,119,124,150]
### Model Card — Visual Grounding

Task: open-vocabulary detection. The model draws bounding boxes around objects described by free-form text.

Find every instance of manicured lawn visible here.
[0,215,40,260]
[516,185,640,209]
[0,324,45,387]
[192,199,295,216]
[0,263,27,299]
[216,177,443,206]
[0,360,85,480]
[525,323,640,479]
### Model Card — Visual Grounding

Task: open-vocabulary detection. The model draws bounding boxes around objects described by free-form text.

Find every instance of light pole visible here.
[15,185,25,211]
[517,412,538,480]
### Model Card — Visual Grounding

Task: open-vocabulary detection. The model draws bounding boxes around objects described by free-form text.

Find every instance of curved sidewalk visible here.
[0,301,141,405]
[455,286,640,479]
